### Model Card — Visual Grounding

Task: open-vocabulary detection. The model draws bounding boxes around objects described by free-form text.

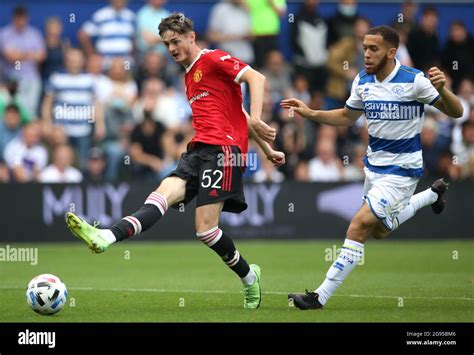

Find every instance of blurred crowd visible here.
[0,0,473,184]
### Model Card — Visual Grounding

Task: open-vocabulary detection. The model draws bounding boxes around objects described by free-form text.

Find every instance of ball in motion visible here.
[26,274,68,315]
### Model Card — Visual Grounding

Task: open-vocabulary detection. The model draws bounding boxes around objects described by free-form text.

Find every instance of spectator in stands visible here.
[38,144,82,183]
[343,143,365,181]
[451,121,474,178]
[285,75,311,109]
[326,0,359,48]
[326,17,370,109]
[291,0,328,93]
[78,0,135,69]
[86,54,110,93]
[83,147,107,183]
[0,80,33,125]
[294,161,309,181]
[0,104,22,159]
[393,24,413,67]
[134,52,173,91]
[407,7,439,72]
[391,0,418,34]
[421,116,444,177]
[261,50,292,104]
[437,150,461,180]
[441,21,474,92]
[0,6,46,115]
[42,48,105,170]
[95,57,137,180]
[3,121,48,183]
[133,78,191,133]
[308,138,344,182]
[135,0,170,61]
[43,124,76,166]
[253,148,285,183]
[207,0,254,65]
[41,17,69,85]
[450,79,473,156]
[129,113,166,180]
[247,0,286,68]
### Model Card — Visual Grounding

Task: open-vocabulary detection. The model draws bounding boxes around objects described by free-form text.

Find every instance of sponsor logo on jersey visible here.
[193,69,202,83]
[364,101,422,120]
[189,91,209,105]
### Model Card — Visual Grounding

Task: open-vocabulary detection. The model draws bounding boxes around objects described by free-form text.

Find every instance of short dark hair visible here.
[13,5,28,17]
[367,25,399,48]
[5,103,20,114]
[422,7,438,17]
[158,12,194,37]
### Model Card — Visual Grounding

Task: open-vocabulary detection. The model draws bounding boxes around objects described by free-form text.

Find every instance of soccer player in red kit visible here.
[65,13,285,308]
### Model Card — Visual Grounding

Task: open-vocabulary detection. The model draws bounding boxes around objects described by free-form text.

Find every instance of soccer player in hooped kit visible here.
[65,13,285,308]
[283,26,463,310]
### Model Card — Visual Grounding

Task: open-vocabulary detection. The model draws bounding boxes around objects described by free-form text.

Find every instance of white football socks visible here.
[315,239,364,305]
[395,188,438,228]
[241,269,257,286]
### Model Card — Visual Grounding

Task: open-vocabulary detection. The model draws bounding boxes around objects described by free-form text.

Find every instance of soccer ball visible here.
[26,274,68,315]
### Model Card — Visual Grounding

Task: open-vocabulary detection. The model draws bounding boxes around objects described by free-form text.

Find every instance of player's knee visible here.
[156,177,185,205]
[195,214,219,235]
[372,227,390,240]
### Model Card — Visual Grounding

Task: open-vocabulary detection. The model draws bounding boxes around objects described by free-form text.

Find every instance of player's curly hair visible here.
[367,25,400,49]
[158,12,194,37]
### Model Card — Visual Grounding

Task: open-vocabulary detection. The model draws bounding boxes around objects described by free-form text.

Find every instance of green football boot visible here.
[65,212,110,253]
[243,264,262,309]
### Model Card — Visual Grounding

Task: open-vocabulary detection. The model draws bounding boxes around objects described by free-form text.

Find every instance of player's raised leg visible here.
[65,176,186,253]
[372,178,449,239]
[289,203,375,309]
[195,202,261,309]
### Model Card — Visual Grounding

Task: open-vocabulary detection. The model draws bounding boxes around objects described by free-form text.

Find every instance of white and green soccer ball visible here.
[26,274,68,315]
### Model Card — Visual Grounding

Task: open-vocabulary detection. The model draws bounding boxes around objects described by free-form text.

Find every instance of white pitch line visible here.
[1,285,472,301]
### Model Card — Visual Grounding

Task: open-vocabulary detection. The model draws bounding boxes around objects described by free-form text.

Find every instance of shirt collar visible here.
[374,58,400,84]
[185,49,206,73]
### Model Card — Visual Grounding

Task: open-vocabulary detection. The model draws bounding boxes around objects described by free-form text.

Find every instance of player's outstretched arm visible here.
[280,98,362,126]
[428,67,464,119]
[239,68,276,143]
[243,108,285,167]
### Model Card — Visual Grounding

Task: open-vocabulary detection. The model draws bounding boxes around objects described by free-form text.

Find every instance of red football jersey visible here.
[185,49,250,154]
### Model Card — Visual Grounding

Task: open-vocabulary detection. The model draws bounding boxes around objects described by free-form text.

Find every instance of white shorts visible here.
[362,167,419,230]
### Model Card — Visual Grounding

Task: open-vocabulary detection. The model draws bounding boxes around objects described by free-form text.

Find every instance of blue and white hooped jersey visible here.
[345,59,441,178]
[82,6,135,59]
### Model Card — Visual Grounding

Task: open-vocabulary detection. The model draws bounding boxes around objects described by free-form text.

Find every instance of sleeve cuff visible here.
[234,65,250,83]
[345,104,364,111]
[429,95,441,106]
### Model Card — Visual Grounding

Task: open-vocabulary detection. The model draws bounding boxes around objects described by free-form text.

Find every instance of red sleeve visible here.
[208,50,250,84]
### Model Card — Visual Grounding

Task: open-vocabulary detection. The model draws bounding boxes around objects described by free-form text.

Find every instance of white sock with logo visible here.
[315,239,364,305]
[394,188,438,228]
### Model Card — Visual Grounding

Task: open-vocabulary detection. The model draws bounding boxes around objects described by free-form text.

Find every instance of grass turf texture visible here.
[0,240,472,322]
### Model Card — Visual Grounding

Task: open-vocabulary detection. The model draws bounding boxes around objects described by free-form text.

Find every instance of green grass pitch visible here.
[0,240,472,322]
